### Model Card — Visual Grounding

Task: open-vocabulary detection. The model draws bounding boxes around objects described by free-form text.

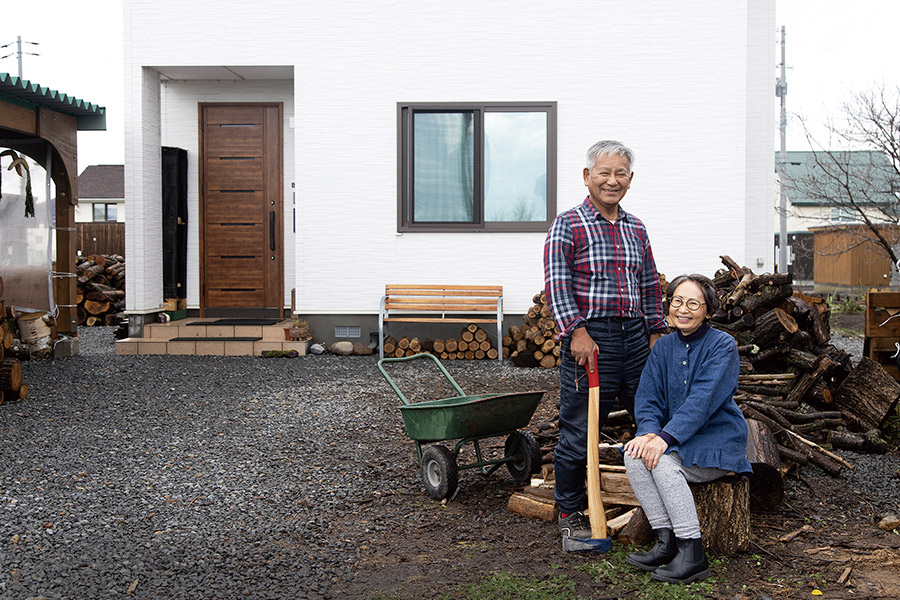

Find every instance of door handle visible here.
[269,211,276,251]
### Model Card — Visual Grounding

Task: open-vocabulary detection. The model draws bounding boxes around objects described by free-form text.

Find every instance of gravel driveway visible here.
[1,328,559,599]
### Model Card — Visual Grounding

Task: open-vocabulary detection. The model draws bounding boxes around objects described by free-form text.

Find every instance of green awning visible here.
[0,72,106,131]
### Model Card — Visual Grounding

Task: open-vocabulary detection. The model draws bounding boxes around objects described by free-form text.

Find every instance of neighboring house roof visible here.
[778,150,898,208]
[78,165,124,198]
[0,72,106,130]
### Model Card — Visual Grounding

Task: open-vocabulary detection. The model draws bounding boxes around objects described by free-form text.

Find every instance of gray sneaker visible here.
[558,510,591,539]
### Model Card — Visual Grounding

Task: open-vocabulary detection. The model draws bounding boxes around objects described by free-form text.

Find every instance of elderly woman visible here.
[622,274,752,584]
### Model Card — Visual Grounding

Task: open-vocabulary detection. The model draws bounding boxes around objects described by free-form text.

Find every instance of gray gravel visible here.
[0,327,558,599]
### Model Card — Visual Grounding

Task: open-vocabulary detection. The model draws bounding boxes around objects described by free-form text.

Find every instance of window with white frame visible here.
[398,102,556,232]
[93,203,118,222]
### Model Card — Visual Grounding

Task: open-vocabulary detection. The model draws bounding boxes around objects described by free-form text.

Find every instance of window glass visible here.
[412,112,475,222]
[484,112,547,222]
[106,203,118,221]
[93,203,105,221]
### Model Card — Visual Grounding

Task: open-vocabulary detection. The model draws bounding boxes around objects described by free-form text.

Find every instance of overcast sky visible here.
[3,1,899,171]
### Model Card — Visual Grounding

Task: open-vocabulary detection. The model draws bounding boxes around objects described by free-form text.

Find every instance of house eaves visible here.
[0,72,106,131]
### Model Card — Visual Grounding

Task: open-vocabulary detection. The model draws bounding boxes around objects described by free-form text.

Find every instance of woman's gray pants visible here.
[624,451,730,539]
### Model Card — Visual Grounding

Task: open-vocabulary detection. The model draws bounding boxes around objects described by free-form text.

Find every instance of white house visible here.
[75,165,125,223]
[122,0,776,342]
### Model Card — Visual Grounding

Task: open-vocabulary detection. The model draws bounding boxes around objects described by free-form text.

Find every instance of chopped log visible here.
[408,338,422,352]
[616,507,654,546]
[432,339,445,354]
[738,384,790,397]
[750,308,798,349]
[783,355,836,406]
[461,330,475,343]
[806,303,830,346]
[782,348,819,372]
[539,355,557,369]
[720,255,749,278]
[508,491,558,522]
[826,430,865,452]
[474,328,488,342]
[487,348,499,360]
[397,337,410,350]
[748,272,793,290]
[607,508,639,537]
[745,419,783,512]
[691,476,751,555]
[445,339,458,353]
[739,284,794,315]
[466,323,478,333]
[383,337,397,355]
[832,357,900,431]
[0,358,23,390]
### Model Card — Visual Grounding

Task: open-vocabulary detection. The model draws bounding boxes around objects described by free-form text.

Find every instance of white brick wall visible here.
[124,0,776,315]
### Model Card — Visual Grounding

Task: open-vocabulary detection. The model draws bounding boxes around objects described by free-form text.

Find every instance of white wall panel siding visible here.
[124,0,776,316]
[123,66,162,312]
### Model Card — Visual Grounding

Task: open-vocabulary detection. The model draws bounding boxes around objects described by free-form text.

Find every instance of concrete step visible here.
[115,318,311,356]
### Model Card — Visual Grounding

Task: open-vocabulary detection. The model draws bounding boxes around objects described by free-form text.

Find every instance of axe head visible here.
[561,535,612,553]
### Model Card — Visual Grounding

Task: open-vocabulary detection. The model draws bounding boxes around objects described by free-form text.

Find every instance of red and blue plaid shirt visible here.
[543,197,667,339]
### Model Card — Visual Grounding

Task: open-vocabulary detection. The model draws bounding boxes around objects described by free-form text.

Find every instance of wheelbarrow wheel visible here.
[421,444,458,500]
[504,431,542,482]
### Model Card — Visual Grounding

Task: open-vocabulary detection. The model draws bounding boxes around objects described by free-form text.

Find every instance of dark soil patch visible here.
[831,311,866,334]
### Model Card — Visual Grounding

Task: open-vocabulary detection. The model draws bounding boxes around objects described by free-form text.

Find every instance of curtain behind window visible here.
[413,112,474,222]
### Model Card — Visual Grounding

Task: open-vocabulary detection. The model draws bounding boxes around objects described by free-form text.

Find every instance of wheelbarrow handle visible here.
[376,353,467,405]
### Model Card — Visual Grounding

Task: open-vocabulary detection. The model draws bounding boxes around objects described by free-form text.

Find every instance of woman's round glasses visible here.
[670,297,705,311]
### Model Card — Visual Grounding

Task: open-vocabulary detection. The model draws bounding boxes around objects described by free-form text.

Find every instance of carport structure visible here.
[0,73,105,353]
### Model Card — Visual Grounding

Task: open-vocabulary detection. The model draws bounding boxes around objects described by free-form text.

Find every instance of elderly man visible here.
[543,140,667,541]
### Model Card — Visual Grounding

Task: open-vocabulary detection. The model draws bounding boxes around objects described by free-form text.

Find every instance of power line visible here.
[0,36,40,79]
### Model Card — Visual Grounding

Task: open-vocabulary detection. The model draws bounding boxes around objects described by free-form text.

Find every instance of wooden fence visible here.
[77,222,125,258]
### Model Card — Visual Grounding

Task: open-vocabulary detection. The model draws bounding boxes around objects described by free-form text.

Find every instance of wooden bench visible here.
[378,285,503,362]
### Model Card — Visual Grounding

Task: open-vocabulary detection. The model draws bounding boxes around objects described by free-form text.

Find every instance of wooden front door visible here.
[199,103,283,317]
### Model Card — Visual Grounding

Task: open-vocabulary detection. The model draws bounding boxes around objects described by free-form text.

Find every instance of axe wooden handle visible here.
[585,347,607,538]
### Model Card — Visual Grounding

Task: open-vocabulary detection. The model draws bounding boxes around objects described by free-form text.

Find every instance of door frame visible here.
[198,102,284,318]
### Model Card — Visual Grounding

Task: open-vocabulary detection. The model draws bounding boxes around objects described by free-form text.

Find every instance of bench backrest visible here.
[384,285,502,313]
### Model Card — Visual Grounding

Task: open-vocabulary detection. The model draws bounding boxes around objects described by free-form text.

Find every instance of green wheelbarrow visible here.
[377,352,545,500]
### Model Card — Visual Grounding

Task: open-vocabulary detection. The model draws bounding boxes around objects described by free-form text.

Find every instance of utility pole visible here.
[0,36,40,79]
[776,26,788,274]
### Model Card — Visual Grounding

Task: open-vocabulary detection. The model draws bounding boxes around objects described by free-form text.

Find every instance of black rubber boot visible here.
[650,536,711,584]
[625,528,676,571]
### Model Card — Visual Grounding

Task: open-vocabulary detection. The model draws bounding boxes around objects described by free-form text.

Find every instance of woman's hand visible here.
[623,433,668,470]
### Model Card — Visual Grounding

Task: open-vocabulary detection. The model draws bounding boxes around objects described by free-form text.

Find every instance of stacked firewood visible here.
[76,254,126,326]
[0,276,29,403]
[709,256,897,474]
[503,291,561,368]
[383,324,500,360]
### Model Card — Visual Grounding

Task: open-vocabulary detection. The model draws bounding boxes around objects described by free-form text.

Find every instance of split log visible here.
[616,507,654,546]
[832,357,900,432]
[744,419,783,512]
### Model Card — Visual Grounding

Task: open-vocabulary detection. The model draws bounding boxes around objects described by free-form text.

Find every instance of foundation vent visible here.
[334,325,361,338]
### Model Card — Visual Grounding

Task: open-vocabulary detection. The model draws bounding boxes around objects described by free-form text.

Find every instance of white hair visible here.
[586,140,635,173]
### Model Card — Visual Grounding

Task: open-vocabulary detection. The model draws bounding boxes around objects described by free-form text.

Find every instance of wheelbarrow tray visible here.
[399,390,544,442]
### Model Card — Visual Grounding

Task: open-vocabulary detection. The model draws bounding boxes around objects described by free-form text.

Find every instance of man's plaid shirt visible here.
[543,197,667,339]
